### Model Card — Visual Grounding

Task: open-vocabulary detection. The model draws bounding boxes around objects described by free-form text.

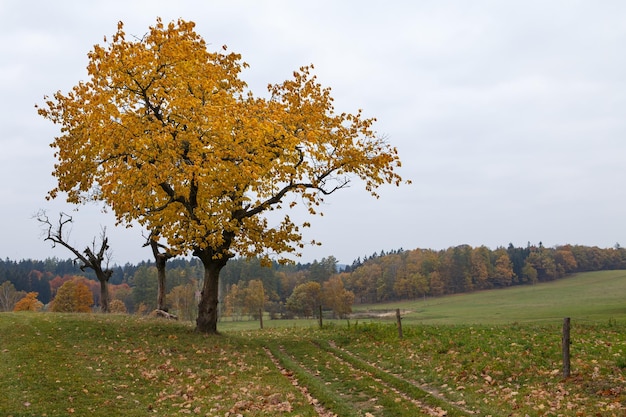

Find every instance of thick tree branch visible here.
[143,229,175,261]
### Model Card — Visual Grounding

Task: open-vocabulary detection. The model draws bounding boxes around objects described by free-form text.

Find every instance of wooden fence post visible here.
[396,308,403,339]
[562,317,571,378]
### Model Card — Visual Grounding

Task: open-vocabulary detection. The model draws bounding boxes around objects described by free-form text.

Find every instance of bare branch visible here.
[35,209,114,282]
[36,211,90,267]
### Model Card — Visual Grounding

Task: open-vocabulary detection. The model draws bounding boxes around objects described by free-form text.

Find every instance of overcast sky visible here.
[2,1,626,266]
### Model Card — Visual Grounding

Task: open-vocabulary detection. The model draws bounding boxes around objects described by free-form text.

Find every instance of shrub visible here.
[13,292,43,312]
[51,280,93,312]
[109,299,128,314]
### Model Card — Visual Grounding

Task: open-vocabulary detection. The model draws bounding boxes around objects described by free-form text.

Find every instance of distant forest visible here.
[1,243,625,316]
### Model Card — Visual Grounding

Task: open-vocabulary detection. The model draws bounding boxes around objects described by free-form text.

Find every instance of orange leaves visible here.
[13,292,43,312]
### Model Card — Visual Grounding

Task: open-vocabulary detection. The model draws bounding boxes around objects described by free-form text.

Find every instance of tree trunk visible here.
[97,272,110,313]
[156,255,167,311]
[196,252,228,334]
[149,238,173,312]
[93,264,113,313]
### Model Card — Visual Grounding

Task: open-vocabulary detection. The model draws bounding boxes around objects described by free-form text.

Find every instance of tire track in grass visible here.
[325,340,478,416]
[319,342,455,416]
[269,339,463,417]
[277,344,380,416]
[263,346,338,417]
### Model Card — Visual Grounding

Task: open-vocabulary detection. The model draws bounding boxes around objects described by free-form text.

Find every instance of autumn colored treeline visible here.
[0,258,142,306]
[1,243,625,316]
[340,243,626,303]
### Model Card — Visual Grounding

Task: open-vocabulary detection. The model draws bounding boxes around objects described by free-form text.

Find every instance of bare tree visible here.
[144,230,174,312]
[37,211,113,313]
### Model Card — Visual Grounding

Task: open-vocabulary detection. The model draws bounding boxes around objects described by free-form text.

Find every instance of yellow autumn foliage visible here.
[51,279,94,313]
[38,18,408,332]
[38,18,406,261]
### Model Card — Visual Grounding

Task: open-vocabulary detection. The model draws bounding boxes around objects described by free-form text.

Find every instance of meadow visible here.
[1,270,625,416]
[355,269,626,325]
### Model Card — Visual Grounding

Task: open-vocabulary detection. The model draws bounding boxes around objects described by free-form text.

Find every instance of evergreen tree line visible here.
[1,243,625,315]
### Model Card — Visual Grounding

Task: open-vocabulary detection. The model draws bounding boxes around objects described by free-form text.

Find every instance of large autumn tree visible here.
[38,18,407,333]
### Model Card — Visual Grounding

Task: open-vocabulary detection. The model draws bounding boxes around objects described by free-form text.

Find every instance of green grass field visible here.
[1,270,625,416]
[220,270,626,331]
[352,270,626,325]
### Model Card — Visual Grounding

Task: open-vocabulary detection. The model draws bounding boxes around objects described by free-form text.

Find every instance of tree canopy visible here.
[51,279,94,313]
[38,18,406,333]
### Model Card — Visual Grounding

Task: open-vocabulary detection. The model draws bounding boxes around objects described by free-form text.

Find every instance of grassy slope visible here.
[0,314,320,417]
[353,270,626,325]
[1,270,625,416]
[219,270,626,332]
